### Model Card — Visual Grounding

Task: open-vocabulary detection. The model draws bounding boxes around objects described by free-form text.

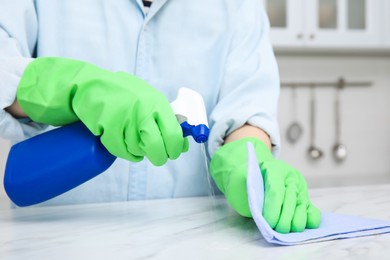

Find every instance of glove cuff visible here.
[248,137,274,163]
[235,137,274,163]
[17,57,85,125]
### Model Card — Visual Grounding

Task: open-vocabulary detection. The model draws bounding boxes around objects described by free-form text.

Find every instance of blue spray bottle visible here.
[4,88,209,207]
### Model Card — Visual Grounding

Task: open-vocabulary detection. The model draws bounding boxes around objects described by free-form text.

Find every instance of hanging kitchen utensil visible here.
[286,85,303,144]
[307,85,324,160]
[333,78,348,162]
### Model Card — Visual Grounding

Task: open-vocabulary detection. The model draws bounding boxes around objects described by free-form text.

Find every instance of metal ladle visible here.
[286,85,303,144]
[308,85,324,160]
[333,78,348,162]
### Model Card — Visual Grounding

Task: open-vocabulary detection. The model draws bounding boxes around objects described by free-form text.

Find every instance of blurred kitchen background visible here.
[0,0,389,201]
[266,0,390,187]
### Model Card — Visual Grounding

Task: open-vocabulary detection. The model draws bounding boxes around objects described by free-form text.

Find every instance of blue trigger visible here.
[180,121,209,143]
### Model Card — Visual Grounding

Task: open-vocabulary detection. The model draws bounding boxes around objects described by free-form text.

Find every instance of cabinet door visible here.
[262,0,305,47]
[305,0,383,48]
[385,0,390,46]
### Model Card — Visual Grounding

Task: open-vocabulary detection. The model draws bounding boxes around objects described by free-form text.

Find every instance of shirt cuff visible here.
[0,57,47,141]
[208,108,281,159]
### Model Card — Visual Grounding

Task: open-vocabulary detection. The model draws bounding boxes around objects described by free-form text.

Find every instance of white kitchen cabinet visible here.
[262,0,305,47]
[385,0,390,46]
[262,0,387,49]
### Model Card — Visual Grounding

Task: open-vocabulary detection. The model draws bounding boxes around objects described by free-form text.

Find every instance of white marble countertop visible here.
[1,184,390,260]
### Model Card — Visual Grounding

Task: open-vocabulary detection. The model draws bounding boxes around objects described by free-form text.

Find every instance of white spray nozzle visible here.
[170,88,209,143]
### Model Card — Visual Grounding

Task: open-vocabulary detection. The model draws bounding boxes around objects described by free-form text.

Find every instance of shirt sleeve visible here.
[0,0,47,141]
[208,1,281,157]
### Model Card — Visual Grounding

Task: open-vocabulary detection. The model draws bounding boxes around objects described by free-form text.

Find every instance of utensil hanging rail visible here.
[281,77,372,88]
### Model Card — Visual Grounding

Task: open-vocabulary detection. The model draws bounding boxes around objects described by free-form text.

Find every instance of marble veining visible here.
[1,184,390,259]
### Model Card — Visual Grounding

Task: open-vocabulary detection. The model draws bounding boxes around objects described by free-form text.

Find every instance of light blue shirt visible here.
[0,0,281,205]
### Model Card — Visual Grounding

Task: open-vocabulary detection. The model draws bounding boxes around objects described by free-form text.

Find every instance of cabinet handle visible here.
[297,33,303,39]
[309,34,315,40]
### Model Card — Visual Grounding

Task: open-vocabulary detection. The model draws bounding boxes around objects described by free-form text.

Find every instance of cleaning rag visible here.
[246,142,390,245]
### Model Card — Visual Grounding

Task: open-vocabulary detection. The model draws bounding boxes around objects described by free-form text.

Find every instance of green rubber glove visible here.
[210,137,321,233]
[17,57,188,166]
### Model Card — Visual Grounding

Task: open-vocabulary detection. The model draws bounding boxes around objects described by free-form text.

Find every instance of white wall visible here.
[276,53,390,187]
